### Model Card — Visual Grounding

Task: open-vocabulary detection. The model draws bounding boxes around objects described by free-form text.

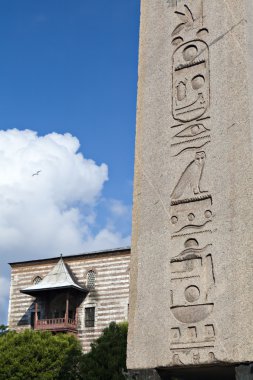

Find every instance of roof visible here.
[21,256,87,295]
[9,246,131,266]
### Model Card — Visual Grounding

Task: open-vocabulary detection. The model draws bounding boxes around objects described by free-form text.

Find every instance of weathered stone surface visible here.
[128,0,253,370]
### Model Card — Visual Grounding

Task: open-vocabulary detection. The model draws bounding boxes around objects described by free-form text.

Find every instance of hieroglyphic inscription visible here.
[170,239,215,324]
[169,0,215,365]
[171,151,207,200]
[172,40,209,122]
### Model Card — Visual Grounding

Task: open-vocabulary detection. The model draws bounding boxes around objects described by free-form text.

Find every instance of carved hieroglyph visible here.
[170,0,215,365]
[171,151,207,200]
[128,0,253,371]
[172,40,209,122]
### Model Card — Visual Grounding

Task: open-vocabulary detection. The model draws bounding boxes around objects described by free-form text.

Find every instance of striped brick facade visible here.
[8,247,130,352]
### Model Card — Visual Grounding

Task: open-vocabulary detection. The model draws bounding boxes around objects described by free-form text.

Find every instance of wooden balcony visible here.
[35,317,77,333]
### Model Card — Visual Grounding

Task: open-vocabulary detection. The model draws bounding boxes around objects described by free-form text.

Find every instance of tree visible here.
[0,325,8,335]
[0,330,82,380]
[80,322,128,380]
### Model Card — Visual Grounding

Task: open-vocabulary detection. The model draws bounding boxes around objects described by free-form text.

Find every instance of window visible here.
[87,270,96,290]
[85,307,95,327]
[33,276,42,285]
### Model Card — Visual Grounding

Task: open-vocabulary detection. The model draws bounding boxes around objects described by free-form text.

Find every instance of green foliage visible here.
[80,321,128,380]
[0,325,8,335]
[0,329,82,380]
[0,322,128,380]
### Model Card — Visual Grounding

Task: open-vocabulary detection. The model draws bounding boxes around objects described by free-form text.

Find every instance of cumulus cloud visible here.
[0,129,131,323]
[108,199,130,217]
[0,277,10,315]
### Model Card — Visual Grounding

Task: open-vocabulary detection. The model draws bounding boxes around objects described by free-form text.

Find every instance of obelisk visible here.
[127,0,253,378]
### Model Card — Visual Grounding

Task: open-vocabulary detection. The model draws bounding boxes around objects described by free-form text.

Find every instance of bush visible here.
[0,329,82,380]
[80,322,128,380]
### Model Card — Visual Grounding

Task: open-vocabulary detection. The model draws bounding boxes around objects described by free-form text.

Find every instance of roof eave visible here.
[9,246,131,266]
[20,285,88,296]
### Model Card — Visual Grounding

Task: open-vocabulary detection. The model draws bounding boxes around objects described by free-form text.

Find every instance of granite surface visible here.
[128,0,253,370]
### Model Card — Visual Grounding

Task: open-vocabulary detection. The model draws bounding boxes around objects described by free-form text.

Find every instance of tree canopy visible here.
[0,325,8,335]
[80,322,128,380]
[0,329,82,380]
[0,322,128,380]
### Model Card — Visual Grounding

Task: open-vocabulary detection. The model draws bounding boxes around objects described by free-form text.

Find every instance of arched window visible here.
[87,270,96,290]
[33,276,42,285]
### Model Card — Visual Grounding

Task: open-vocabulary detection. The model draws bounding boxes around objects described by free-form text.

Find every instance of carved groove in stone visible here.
[171,194,212,206]
[173,141,211,157]
[171,345,214,351]
[171,324,216,350]
[172,230,212,239]
[174,123,210,138]
[171,135,211,147]
[174,220,212,234]
[205,324,215,339]
[171,116,211,129]
[171,327,181,341]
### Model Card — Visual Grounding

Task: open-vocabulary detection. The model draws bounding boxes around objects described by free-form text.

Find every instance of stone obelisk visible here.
[127,0,253,378]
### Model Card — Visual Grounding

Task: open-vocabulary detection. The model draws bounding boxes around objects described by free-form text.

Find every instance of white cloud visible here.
[0,129,131,323]
[0,129,109,256]
[0,277,10,324]
[109,199,130,217]
[82,228,131,253]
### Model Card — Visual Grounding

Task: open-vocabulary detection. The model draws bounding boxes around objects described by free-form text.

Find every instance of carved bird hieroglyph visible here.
[171,151,207,200]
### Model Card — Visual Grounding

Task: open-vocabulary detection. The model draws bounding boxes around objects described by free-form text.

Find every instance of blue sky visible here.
[0,0,139,201]
[0,1,140,322]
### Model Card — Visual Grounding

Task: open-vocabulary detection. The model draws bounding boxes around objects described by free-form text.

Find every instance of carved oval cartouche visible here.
[172,39,210,122]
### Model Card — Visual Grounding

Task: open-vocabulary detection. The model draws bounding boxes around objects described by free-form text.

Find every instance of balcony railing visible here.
[35,317,77,333]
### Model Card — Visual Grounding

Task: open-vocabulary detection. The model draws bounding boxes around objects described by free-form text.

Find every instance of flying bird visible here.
[32,170,42,177]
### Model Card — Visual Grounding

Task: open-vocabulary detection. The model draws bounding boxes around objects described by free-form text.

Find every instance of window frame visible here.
[85,306,95,328]
[86,270,96,290]
[33,276,42,285]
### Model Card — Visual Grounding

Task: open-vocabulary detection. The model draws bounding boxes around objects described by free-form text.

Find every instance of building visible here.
[8,247,130,352]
